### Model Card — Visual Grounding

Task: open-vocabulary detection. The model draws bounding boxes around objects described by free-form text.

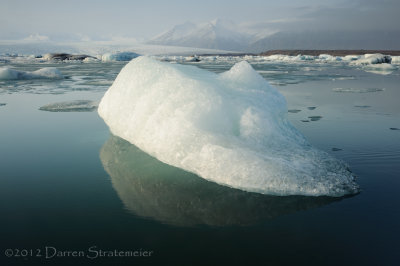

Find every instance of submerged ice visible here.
[98,56,359,197]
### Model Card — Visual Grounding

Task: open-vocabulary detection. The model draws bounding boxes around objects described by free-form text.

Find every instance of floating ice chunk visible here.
[308,116,322,121]
[98,56,359,197]
[342,55,360,61]
[333,87,385,93]
[0,67,63,80]
[318,54,341,61]
[82,57,100,63]
[101,52,140,62]
[362,63,397,75]
[265,54,316,62]
[391,56,400,64]
[288,109,301,113]
[351,53,392,65]
[39,100,98,112]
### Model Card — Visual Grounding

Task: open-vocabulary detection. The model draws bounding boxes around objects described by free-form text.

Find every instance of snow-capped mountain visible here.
[148,19,400,53]
[148,19,251,51]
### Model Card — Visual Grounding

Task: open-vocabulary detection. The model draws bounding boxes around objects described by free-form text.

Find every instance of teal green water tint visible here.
[0,59,399,265]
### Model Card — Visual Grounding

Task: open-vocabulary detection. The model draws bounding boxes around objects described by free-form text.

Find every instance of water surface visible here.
[0,57,399,265]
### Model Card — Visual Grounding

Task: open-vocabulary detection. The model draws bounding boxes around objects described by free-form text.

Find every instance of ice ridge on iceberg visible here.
[98,56,359,197]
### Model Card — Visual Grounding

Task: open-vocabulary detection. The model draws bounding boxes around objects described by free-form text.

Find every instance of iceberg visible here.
[101,52,140,62]
[0,67,63,80]
[351,53,392,65]
[98,56,359,197]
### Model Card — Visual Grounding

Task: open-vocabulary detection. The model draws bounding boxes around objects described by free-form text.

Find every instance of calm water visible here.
[0,58,399,265]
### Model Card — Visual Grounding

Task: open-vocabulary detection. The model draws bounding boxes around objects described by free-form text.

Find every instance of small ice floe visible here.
[317,54,341,62]
[0,67,63,80]
[265,54,316,62]
[82,57,100,63]
[288,109,301,113]
[342,55,361,61]
[362,63,397,75]
[308,116,322,121]
[333,87,385,93]
[39,100,98,112]
[354,105,371,108]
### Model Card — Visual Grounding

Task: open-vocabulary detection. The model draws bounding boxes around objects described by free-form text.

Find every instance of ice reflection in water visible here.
[100,135,348,227]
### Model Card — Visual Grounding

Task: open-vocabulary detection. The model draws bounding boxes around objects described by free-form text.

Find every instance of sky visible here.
[1,0,399,41]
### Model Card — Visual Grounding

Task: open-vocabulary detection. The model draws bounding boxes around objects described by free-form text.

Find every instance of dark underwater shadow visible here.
[100,135,351,227]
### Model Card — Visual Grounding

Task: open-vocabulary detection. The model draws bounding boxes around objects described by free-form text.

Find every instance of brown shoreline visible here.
[199,50,400,57]
[260,50,400,56]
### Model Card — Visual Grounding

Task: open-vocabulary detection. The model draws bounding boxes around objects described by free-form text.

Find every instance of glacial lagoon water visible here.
[0,56,399,265]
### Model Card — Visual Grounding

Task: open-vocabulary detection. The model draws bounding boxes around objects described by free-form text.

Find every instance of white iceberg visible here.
[98,56,359,197]
[318,54,341,62]
[351,53,392,65]
[0,67,63,80]
[391,56,400,64]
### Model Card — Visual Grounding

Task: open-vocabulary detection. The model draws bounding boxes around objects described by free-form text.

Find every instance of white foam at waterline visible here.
[0,67,63,80]
[98,56,359,197]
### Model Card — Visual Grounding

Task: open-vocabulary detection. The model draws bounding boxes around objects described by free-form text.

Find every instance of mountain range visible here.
[147,19,400,53]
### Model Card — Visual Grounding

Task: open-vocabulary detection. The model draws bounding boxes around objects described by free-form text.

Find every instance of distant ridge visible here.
[260,50,400,56]
[198,50,400,57]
